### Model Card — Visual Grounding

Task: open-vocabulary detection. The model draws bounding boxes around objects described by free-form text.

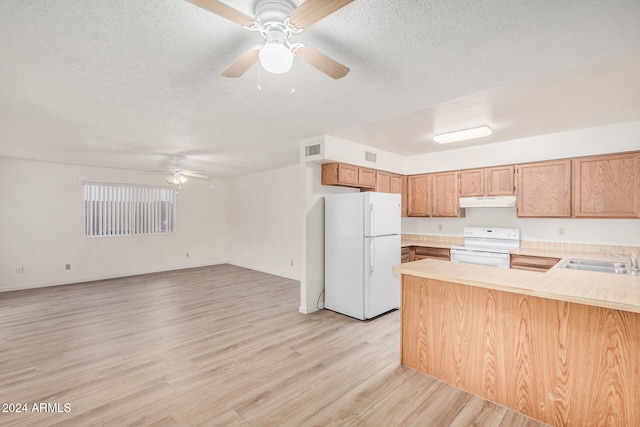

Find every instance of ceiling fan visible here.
[138,156,210,188]
[186,0,354,79]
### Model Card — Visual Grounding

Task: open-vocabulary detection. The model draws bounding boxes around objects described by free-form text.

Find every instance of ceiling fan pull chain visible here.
[258,64,262,91]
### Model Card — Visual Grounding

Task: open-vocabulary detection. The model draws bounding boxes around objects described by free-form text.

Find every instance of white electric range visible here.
[450,227,520,269]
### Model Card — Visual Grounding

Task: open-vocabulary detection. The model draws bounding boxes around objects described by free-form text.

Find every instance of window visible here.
[84,182,176,237]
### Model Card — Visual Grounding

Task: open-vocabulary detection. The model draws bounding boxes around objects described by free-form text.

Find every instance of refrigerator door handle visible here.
[370,239,375,273]
[369,202,375,237]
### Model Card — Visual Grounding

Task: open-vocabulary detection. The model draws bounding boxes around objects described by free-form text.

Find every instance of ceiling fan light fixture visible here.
[166,174,188,185]
[434,126,493,144]
[259,40,293,74]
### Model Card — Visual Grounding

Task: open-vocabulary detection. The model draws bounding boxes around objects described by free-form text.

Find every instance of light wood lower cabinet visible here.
[400,275,640,427]
[516,159,572,217]
[401,247,411,263]
[413,246,450,261]
[573,152,640,218]
[402,246,450,262]
[510,254,560,272]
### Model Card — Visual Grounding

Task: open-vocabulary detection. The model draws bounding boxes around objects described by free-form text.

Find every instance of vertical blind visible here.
[84,182,176,237]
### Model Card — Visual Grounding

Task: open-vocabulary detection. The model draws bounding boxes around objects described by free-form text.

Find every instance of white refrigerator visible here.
[324,192,401,320]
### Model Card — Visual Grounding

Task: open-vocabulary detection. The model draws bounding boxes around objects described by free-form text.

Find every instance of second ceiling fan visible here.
[186,0,354,79]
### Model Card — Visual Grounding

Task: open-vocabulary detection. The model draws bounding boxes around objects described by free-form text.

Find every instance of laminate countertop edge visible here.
[393,258,640,314]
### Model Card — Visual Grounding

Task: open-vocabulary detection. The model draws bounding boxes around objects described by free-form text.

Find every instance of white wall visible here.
[0,158,228,291]
[227,164,301,280]
[402,209,640,246]
[405,121,640,174]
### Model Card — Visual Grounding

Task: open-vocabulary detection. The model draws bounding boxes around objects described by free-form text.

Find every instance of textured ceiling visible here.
[1,0,640,178]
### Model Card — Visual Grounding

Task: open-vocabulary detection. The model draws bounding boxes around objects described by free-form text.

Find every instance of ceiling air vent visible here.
[365,151,377,162]
[305,144,321,156]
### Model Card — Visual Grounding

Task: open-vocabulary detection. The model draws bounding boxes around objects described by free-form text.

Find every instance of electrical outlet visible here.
[558,227,566,236]
[65,264,71,270]
[186,252,190,258]
[290,260,294,266]
[438,224,443,231]
[16,267,24,274]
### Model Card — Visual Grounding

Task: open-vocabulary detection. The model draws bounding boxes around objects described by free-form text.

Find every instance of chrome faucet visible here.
[599,248,639,270]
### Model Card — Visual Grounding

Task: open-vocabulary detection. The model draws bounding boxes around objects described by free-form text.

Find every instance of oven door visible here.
[450,248,510,268]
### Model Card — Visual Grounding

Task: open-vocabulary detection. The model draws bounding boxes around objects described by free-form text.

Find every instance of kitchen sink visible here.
[561,258,630,274]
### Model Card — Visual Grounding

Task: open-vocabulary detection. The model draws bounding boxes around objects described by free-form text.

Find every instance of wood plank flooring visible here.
[0,265,550,426]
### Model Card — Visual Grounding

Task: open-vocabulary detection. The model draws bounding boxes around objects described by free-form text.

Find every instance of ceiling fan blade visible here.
[181,171,210,179]
[295,46,349,79]
[222,48,260,78]
[289,0,355,29]
[185,0,254,27]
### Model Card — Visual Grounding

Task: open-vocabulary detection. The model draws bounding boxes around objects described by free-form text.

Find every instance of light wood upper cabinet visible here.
[407,172,462,217]
[375,171,391,193]
[322,162,376,189]
[358,167,376,188]
[407,174,430,217]
[459,168,485,197]
[322,163,359,187]
[390,174,408,217]
[516,159,572,217]
[460,166,514,197]
[431,171,461,217]
[573,152,640,218]
[486,166,515,195]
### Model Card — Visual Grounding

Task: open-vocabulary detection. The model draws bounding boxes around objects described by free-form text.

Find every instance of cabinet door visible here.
[322,163,359,187]
[376,171,391,193]
[407,174,430,217]
[390,174,408,217]
[358,167,376,188]
[486,165,515,196]
[431,171,461,217]
[516,160,572,217]
[573,153,640,218]
[459,168,485,197]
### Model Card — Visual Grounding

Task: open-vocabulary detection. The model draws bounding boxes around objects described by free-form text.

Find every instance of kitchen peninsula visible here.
[393,258,640,427]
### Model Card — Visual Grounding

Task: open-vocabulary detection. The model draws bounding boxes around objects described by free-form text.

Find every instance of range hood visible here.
[459,196,516,208]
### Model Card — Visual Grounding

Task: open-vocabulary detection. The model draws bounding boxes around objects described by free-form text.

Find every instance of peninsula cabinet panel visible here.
[459,168,485,197]
[486,165,515,195]
[407,174,431,217]
[573,152,640,218]
[431,171,461,217]
[401,275,640,427]
[516,160,572,217]
[375,170,391,193]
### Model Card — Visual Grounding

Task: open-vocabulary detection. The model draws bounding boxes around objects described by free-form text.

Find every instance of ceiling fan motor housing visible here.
[255,0,295,27]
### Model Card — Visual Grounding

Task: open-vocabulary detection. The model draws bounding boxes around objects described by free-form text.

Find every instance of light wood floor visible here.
[0,265,550,426]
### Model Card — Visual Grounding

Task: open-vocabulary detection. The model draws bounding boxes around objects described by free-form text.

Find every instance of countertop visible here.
[393,255,640,314]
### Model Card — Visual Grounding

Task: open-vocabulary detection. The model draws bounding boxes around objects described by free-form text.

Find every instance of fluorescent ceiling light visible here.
[434,126,492,144]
